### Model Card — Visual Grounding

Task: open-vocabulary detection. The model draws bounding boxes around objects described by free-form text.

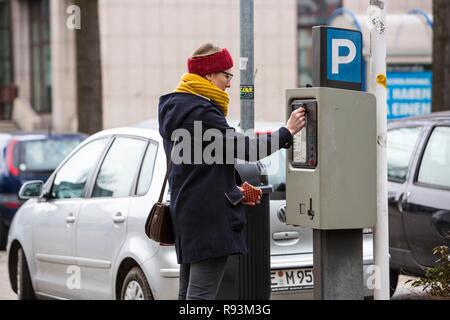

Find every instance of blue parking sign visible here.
[326,28,362,84]
[313,26,363,91]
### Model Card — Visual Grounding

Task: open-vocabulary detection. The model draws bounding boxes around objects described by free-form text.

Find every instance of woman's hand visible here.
[238,187,261,206]
[286,107,306,135]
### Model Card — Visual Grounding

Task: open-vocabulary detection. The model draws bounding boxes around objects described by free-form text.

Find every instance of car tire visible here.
[17,247,35,300]
[120,267,153,300]
[390,269,399,297]
[0,221,7,250]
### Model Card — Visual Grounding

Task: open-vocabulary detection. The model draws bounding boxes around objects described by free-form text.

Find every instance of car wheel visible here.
[390,269,399,297]
[0,221,7,250]
[120,267,153,300]
[17,247,35,300]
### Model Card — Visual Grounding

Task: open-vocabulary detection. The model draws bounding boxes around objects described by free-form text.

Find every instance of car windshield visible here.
[259,149,286,200]
[20,138,84,172]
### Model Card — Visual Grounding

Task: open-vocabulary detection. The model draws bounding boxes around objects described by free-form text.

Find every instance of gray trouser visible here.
[178,256,228,300]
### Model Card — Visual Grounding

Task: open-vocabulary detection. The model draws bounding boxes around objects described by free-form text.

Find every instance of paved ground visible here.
[0,250,432,300]
[392,275,432,300]
[0,251,15,300]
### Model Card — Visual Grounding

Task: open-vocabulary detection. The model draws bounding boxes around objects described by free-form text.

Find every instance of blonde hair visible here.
[192,43,221,58]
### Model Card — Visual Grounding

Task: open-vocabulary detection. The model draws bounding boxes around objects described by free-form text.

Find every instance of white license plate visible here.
[271,268,314,292]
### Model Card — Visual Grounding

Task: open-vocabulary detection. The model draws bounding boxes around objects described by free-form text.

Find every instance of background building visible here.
[1,0,432,133]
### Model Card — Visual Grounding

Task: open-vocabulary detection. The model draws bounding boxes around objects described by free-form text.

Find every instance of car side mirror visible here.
[432,210,450,240]
[277,182,286,192]
[18,181,44,200]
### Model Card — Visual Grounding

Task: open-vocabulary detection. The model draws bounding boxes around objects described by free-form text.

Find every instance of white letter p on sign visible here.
[332,39,356,74]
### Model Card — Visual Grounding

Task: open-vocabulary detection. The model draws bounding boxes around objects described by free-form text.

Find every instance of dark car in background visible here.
[0,132,86,248]
[388,111,450,294]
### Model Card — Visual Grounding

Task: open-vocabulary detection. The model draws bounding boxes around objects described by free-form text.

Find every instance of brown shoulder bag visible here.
[145,142,175,245]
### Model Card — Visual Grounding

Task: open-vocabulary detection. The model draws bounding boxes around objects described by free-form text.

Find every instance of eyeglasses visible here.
[220,71,234,81]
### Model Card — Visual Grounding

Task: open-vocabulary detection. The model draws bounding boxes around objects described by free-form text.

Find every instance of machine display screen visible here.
[291,99,318,169]
[293,124,307,164]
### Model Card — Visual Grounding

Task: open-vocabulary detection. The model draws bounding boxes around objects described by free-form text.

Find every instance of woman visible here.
[158,43,305,300]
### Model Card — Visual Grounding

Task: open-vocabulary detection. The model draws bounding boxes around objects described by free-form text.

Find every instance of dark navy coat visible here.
[158,92,293,264]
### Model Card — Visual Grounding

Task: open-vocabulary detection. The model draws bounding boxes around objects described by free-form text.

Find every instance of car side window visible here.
[92,137,147,198]
[417,126,450,188]
[0,137,9,166]
[387,127,422,183]
[136,142,158,196]
[52,138,109,199]
[258,149,286,200]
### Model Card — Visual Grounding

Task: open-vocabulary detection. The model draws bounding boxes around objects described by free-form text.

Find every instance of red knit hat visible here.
[187,48,234,76]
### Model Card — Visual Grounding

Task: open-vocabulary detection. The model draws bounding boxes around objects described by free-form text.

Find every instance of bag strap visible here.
[158,140,176,203]
[157,106,200,203]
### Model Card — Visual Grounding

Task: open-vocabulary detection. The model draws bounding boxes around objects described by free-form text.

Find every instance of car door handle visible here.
[398,192,411,213]
[113,212,126,224]
[273,231,300,241]
[66,213,76,224]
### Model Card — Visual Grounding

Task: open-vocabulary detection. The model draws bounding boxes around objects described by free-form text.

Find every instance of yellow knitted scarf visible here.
[174,73,229,116]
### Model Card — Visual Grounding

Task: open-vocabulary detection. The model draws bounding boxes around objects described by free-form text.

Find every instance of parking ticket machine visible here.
[286,87,378,230]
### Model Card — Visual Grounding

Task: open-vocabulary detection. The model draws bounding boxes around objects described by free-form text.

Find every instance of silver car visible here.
[7,126,373,299]
[7,127,176,299]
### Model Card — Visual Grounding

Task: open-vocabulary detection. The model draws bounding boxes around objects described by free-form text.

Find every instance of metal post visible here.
[240,0,254,133]
[368,0,390,300]
[313,229,364,300]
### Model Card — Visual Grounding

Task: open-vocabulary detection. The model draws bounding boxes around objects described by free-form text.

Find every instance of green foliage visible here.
[406,246,450,298]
